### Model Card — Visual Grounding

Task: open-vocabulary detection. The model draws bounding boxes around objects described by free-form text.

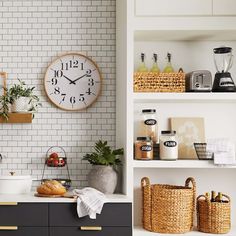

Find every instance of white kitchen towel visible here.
[73,188,107,219]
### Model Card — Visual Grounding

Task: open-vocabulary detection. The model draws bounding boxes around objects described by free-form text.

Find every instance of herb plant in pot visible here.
[9,80,40,113]
[83,140,124,194]
[0,79,41,120]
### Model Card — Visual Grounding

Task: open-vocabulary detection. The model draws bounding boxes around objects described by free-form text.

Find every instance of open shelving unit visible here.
[116,1,236,235]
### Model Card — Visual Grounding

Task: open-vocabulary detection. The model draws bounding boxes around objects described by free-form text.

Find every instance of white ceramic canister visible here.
[160,131,178,160]
[0,174,32,194]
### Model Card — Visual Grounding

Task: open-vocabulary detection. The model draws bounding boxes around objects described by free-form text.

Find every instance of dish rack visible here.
[194,143,214,160]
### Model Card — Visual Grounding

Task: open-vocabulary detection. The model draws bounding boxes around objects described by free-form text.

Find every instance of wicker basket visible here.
[197,194,231,234]
[134,72,185,93]
[141,177,196,234]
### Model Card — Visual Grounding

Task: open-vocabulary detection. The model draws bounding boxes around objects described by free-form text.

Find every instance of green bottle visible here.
[137,53,148,72]
[163,52,174,73]
[150,53,160,73]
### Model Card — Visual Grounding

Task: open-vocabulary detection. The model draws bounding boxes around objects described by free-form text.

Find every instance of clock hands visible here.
[69,73,88,84]
[63,75,76,85]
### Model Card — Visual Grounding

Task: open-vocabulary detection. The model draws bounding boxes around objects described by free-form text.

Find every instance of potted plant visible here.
[0,79,41,119]
[83,140,124,194]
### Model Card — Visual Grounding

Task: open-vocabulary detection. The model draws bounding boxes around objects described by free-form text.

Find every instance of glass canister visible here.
[140,109,158,143]
[135,137,153,160]
[159,131,178,160]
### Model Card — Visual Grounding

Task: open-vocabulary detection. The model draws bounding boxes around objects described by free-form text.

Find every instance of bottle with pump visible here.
[211,191,216,202]
[215,192,223,203]
[163,52,174,73]
[150,53,160,73]
[205,192,210,200]
[137,53,148,72]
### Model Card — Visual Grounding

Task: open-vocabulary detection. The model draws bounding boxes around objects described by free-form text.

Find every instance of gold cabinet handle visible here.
[0,226,18,230]
[80,226,102,231]
[0,202,18,206]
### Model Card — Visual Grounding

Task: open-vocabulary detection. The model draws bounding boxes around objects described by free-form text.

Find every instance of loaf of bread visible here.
[37,180,66,195]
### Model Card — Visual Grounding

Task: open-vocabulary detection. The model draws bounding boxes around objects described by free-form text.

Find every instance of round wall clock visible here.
[44,53,102,111]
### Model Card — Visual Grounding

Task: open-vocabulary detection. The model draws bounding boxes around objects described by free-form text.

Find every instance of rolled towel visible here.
[73,187,107,219]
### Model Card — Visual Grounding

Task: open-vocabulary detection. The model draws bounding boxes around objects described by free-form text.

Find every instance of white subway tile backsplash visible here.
[0,0,115,187]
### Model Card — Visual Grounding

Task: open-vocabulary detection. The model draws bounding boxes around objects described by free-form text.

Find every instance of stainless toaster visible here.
[185,70,212,92]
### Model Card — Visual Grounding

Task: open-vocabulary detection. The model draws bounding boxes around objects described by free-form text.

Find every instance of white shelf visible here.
[133,17,236,36]
[133,92,236,103]
[133,160,236,168]
[134,226,236,236]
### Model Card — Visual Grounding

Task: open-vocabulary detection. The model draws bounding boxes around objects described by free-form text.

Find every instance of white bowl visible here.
[0,175,32,194]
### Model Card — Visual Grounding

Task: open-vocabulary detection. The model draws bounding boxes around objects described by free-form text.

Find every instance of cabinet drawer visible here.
[135,0,212,16]
[0,203,48,226]
[0,227,48,236]
[50,227,132,236]
[213,0,236,15]
[49,203,132,227]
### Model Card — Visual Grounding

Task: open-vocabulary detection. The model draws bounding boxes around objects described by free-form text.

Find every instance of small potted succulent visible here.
[83,140,124,194]
[0,79,41,119]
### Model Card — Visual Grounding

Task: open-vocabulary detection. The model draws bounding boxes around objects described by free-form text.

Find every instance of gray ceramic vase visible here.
[88,165,118,194]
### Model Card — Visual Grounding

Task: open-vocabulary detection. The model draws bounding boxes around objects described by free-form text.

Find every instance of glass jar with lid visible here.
[160,131,178,160]
[139,109,158,143]
[135,137,153,160]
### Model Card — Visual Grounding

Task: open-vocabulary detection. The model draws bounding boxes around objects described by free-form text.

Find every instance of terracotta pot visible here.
[88,165,118,194]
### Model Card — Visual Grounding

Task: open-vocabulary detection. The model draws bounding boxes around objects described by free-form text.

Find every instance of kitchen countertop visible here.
[0,192,132,203]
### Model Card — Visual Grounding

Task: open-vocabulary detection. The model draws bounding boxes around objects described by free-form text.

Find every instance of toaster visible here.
[185,70,212,92]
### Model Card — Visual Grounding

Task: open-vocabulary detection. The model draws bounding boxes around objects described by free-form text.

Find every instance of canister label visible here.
[140,145,152,152]
[164,141,177,147]
[144,119,157,126]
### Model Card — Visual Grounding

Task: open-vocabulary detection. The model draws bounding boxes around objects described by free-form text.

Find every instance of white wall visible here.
[0,0,116,188]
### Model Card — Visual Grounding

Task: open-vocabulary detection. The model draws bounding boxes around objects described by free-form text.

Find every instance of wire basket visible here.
[194,143,214,160]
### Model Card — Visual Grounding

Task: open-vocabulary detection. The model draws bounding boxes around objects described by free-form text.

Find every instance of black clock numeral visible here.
[70,96,76,104]
[54,87,60,95]
[86,69,92,77]
[54,70,63,77]
[86,87,92,95]
[88,78,94,86]
[59,93,66,104]
[73,60,79,68]
[79,94,85,102]
[81,63,84,70]
[51,78,58,85]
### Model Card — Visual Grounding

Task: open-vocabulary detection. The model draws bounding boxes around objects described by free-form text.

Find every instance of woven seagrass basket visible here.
[134,72,185,93]
[141,177,196,234]
[197,194,231,234]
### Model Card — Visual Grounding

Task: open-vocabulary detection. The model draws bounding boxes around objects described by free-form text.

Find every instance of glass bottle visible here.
[211,191,216,202]
[137,53,148,72]
[150,53,160,72]
[163,52,174,73]
[139,109,158,143]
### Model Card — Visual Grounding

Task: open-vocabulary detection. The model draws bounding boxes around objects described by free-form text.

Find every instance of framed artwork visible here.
[0,72,7,96]
[170,117,205,160]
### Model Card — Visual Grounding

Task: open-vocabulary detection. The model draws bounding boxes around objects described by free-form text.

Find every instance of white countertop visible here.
[0,192,132,203]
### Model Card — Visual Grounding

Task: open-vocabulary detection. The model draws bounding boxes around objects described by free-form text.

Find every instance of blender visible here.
[212,46,236,92]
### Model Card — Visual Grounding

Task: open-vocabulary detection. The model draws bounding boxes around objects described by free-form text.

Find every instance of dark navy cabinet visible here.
[0,203,132,236]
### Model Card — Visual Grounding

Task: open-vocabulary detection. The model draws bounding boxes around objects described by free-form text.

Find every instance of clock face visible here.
[44,53,102,111]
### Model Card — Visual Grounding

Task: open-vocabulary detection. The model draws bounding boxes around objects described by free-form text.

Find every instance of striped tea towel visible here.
[73,187,107,219]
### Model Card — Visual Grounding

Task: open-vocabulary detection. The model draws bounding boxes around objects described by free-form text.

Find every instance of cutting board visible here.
[34,193,76,198]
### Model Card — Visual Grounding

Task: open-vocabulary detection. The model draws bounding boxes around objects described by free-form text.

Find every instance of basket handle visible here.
[223,194,231,203]
[141,177,150,188]
[185,177,196,190]
[185,177,196,230]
